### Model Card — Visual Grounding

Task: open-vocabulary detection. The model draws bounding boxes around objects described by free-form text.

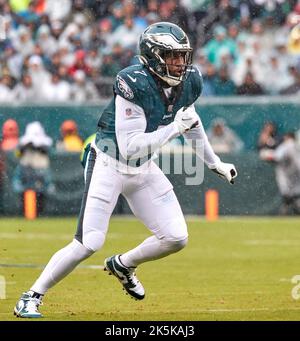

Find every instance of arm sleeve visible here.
[272,143,288,162]
[115,95,180,160]
[183,104,221,168]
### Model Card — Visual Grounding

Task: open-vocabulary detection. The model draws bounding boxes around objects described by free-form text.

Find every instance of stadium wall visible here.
[2,149,280,216]
[1,96,299,216]
[1,96,300,150]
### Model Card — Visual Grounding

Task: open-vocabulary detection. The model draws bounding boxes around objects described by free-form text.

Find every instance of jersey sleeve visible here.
[183,104,221,168]
[114,70,144,108]
[115,95,180,160]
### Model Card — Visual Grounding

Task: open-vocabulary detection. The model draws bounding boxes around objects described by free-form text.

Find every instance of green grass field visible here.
[1,217,300,321]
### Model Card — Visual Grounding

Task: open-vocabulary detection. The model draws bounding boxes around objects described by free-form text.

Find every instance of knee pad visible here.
[160,217,188,253]
[162,236,188,253]
[82,230,106,252]
[71,239,94,260]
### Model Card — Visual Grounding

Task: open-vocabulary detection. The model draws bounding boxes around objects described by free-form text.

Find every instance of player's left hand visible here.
[211,161,237,184]
[174,106,199,134]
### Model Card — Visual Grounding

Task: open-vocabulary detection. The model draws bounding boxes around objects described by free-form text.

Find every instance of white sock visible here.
[120,235,187,268]
[30,239,93,295]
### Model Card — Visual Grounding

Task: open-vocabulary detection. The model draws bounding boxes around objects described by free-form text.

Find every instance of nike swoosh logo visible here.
[182,118,192,121]
[128,75,137,82]
[17,300,25,313]
[112,262,127,282]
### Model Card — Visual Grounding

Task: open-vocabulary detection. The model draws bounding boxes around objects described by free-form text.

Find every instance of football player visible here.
[14,22,237,317]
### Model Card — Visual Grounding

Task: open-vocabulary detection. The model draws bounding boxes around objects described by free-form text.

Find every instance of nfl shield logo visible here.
[125,108,132,116]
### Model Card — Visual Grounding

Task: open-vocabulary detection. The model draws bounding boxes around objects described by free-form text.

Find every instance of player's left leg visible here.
[14,148,122,317]
[104,161,188,299]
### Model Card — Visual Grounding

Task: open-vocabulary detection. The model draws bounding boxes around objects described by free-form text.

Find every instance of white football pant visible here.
[31,145,188,294]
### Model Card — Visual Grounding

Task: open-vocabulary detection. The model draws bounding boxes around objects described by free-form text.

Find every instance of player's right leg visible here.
[104,162,188,300]
[14,149,122,318]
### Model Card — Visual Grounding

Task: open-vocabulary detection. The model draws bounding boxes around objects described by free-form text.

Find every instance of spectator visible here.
[100,52,121,77]
[85,47,102,70]
[232,47,265,87]
[214,66,237,96]
[257,121,281,152]
[280,66,300,94]
[202,62,217,96]
[207,118,244,154]
[159,0,191,37]
[213,0,239,28]
[58,22,79,49]
[57,64,72,82]
[47,51,62,74]
[261,53,293,95]
[111,43,131,69]
[13,73,37,102]
[236,72,265,95]
[273,35,295,76]
[56,120,83,152]
[12,121,54,216]
[260,132,300,214]
[57,41,75,68]
[248,19,272,53]
[0,74,14,102]
[36,24,58,57]
[12,25,35,58]
[41,72,71,102]
[68,49,91,77]
[204,25,237,67]
[87,23,103,50]
[45,0,71,22]
[108,2,124,32]
[50,19,64,40]
[216,47,235,72]
[18,1,40,25]
[4,44,23,80]
[27,54,51,98]
[70,70,98,102]
[194,49,208,76]
[72,13,91,48]
[97,18,114,52]
[1,119,19,151]
[110,16,143,50]
[287,23,300,55]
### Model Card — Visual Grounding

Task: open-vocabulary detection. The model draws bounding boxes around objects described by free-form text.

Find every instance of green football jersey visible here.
[95,63,203,166]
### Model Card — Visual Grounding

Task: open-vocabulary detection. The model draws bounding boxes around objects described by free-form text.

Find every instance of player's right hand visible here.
[174,106,199,134]
[211,161,238,185]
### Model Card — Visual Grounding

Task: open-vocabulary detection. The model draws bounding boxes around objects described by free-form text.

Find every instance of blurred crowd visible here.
[258,122,300,214]
[0,118,85,214]
[0,0,300,101]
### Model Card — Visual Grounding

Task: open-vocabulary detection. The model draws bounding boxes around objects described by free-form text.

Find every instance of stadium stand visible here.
[0,0,299,101]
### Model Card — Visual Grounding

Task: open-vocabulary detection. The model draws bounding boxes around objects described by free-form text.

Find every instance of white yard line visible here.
[0,232,147,240]
[115,307,300,314]
[0,232,71,240]
[244,240,300,246]
[0,263,104,270]
[1,307,300,315]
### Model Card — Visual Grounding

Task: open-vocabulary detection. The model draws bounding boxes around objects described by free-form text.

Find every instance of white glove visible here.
[174,106,199,134]
[210,161,237,184]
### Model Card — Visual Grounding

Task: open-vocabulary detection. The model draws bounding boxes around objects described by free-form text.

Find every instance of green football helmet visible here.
[139,22,193,86]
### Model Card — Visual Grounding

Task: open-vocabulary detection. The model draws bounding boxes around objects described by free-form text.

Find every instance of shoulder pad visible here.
[114,65,150,106]
[187,65,203,99]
